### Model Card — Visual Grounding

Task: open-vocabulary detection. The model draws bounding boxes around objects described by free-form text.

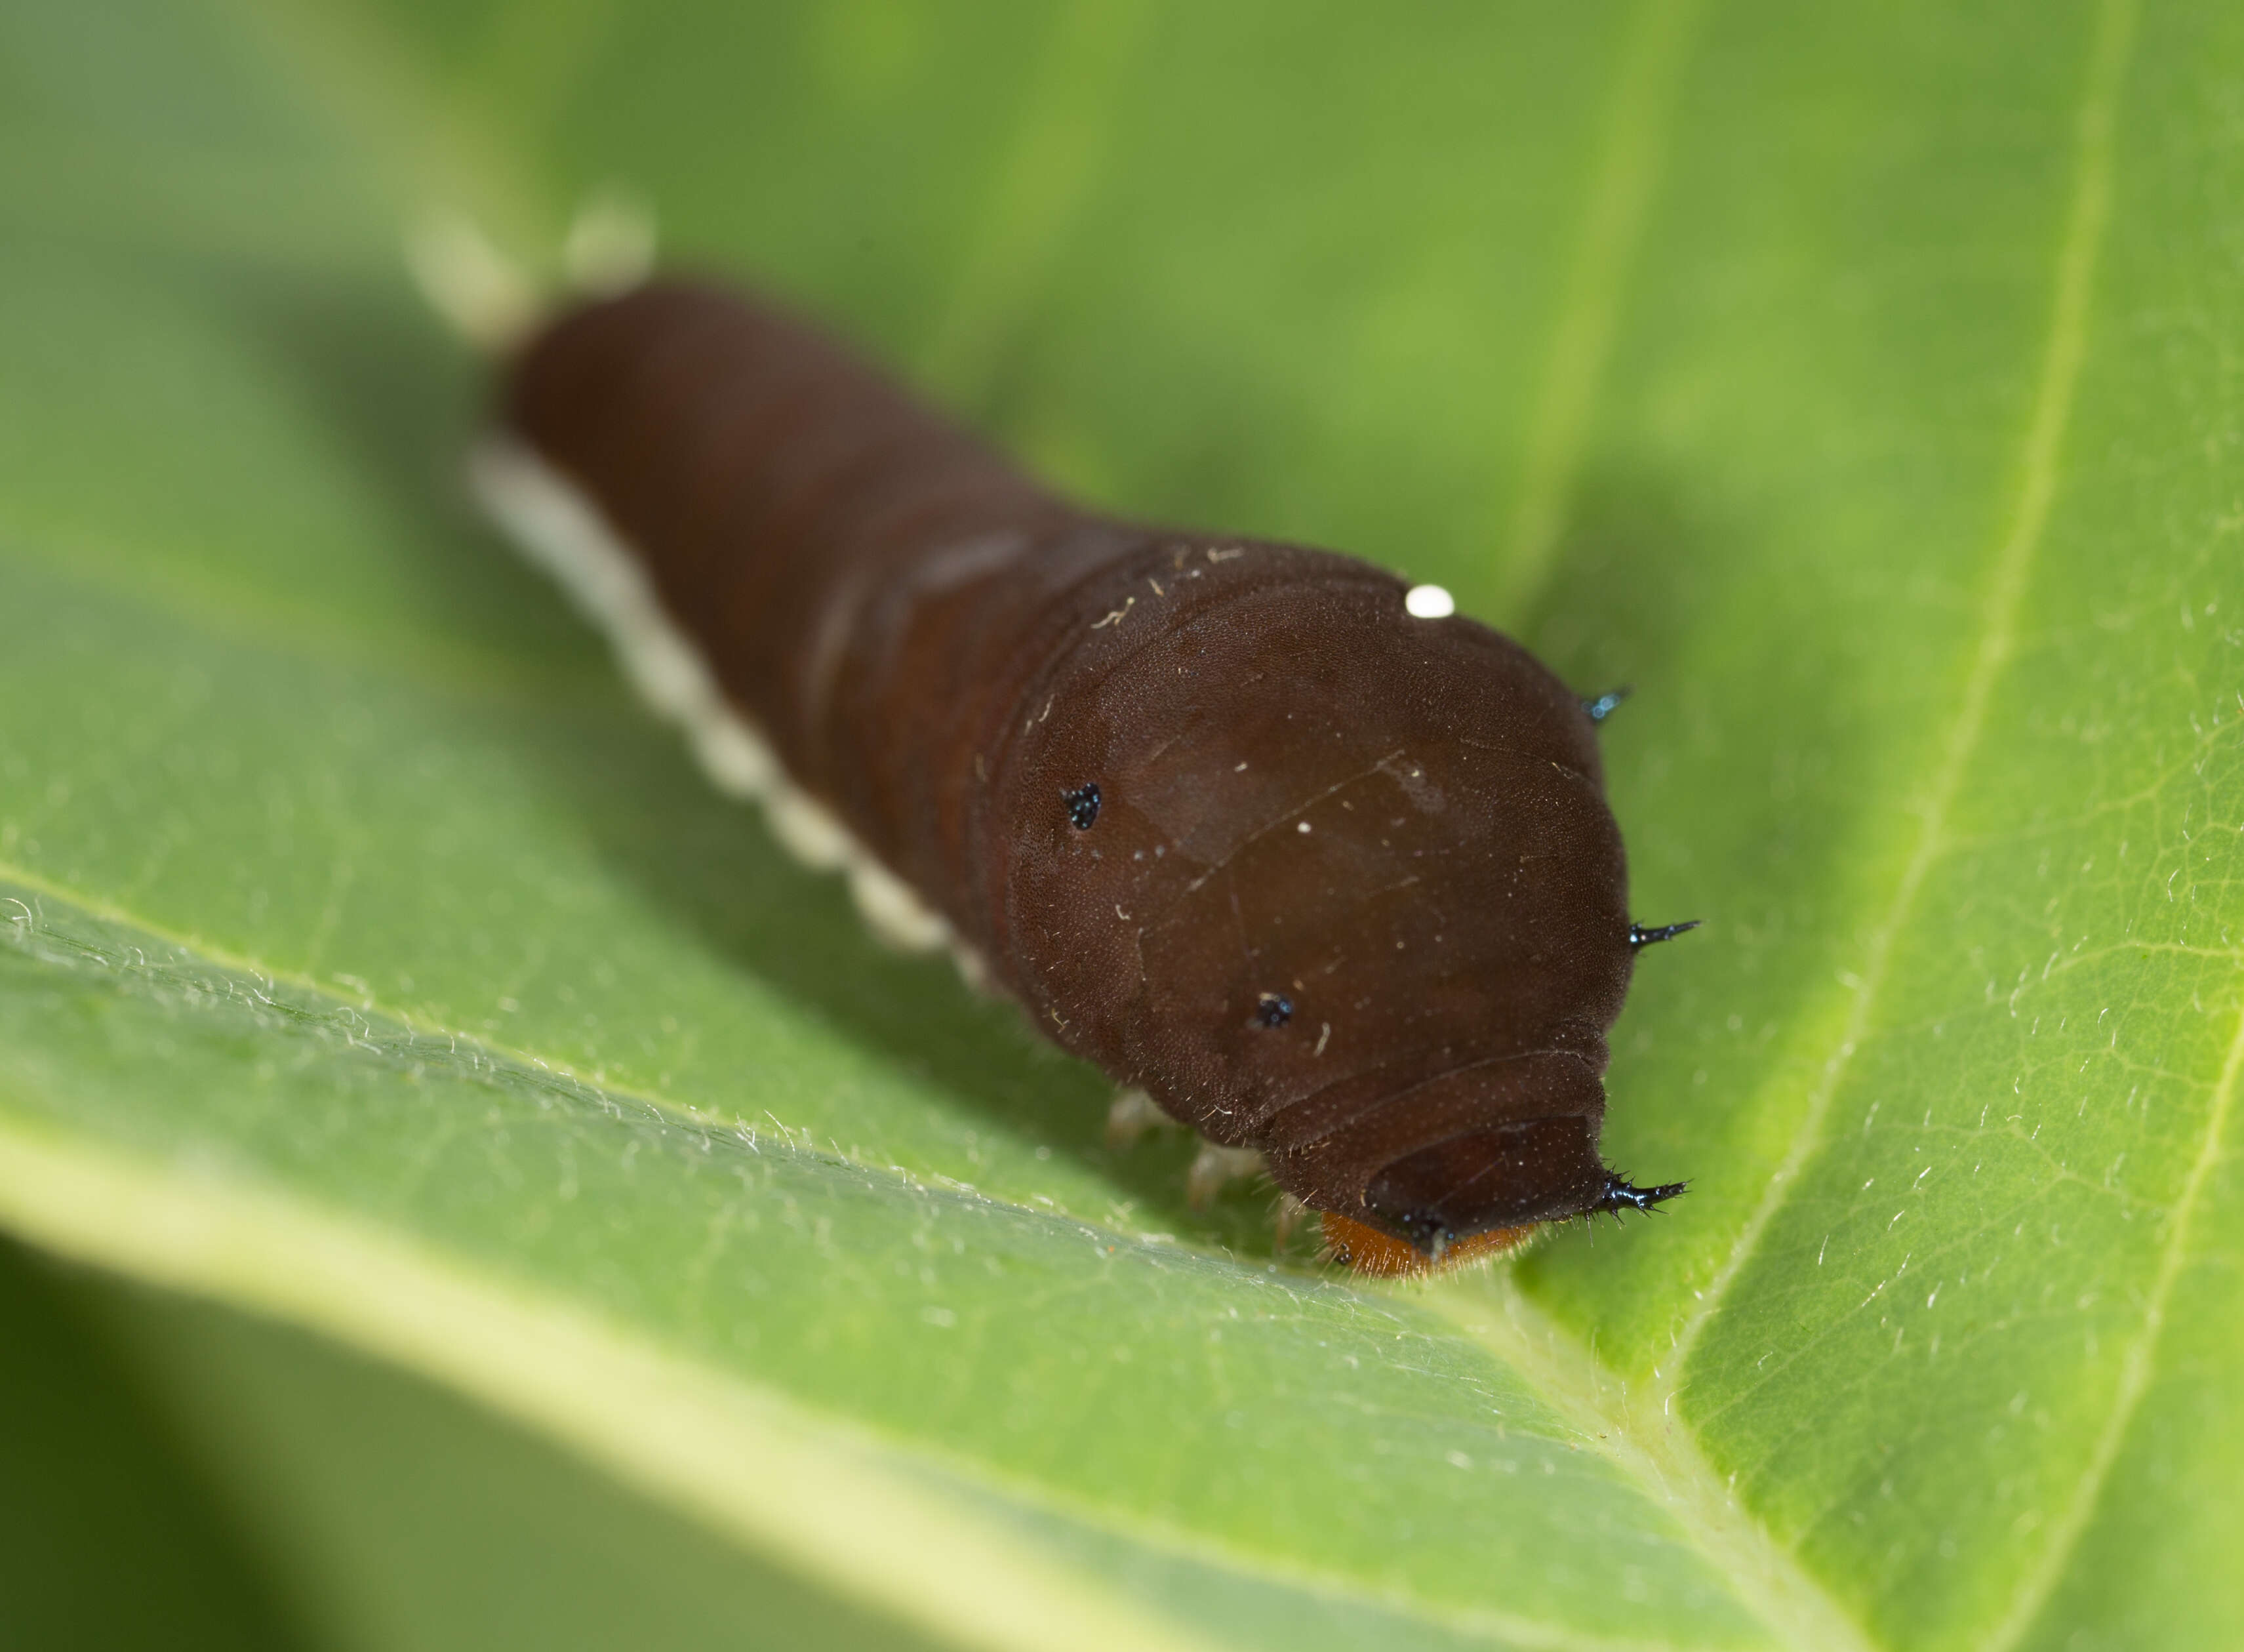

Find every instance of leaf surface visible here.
[1,1,2239,1647]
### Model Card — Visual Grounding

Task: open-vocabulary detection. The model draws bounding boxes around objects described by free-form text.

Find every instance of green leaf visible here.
[64,1252,965,1652]
[1,0,2239,1648]
[0,1241,304,1651]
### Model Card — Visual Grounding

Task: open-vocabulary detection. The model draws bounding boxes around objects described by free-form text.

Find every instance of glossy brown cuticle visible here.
[500,278,1685,1262]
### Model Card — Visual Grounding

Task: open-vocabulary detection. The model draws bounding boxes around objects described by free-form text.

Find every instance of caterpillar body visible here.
[475,277,1688,1274]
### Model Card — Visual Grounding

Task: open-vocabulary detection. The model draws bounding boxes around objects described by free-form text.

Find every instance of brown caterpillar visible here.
[472,277,1691,1274]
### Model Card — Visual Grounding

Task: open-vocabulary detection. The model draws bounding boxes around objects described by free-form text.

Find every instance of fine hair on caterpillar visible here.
[460,258,1697,1274]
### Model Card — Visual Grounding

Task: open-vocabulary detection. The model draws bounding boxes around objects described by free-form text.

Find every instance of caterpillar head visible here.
[1004,553,1683,1260]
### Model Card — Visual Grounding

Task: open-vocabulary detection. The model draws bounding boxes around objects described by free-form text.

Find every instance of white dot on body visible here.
[1404,584,1454,619]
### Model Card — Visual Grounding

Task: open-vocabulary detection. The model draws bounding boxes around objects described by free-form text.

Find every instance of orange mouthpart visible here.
[1317,1210,1534,1277]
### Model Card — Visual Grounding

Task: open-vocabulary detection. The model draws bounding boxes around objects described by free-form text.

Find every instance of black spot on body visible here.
[1063,783,1100,830]
[1254,993,1293,1028]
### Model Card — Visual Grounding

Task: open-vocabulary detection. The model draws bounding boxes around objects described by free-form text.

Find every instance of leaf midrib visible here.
[0,491,1870,1644]
[1455,3,2175,1649]
[1628,8,2167,1652]
[0,881,1725,1652]
[0,1117,1218,1652]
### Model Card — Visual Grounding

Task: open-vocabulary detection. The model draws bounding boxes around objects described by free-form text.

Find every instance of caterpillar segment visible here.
[444,245,1694,1274]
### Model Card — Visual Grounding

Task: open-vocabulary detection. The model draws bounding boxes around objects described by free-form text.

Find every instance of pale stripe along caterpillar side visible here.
[473,275,1693,1275]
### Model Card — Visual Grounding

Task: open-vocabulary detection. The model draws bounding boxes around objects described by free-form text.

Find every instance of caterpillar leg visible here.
[1186,1142,1266,1210]
[409,195,656,358]
[758,787,854,870]
[847,858,953,954]
[1104,1087,1173,1149]
[948,942,993,997]
[1319,1210,1536,1276]
[407,214,539,353]
[562,192,655,296]
[472,436,961,963]
[1272,1191,1310,1249]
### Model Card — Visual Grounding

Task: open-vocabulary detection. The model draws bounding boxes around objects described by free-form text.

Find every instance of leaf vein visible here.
[1493,0,1702,618]
[1665,0,2137,1386]
[0,877,1710,1652]
[1978,869,2242,1648]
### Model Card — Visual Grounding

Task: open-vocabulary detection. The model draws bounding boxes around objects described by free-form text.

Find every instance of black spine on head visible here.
[1593,1175,1689,1216]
